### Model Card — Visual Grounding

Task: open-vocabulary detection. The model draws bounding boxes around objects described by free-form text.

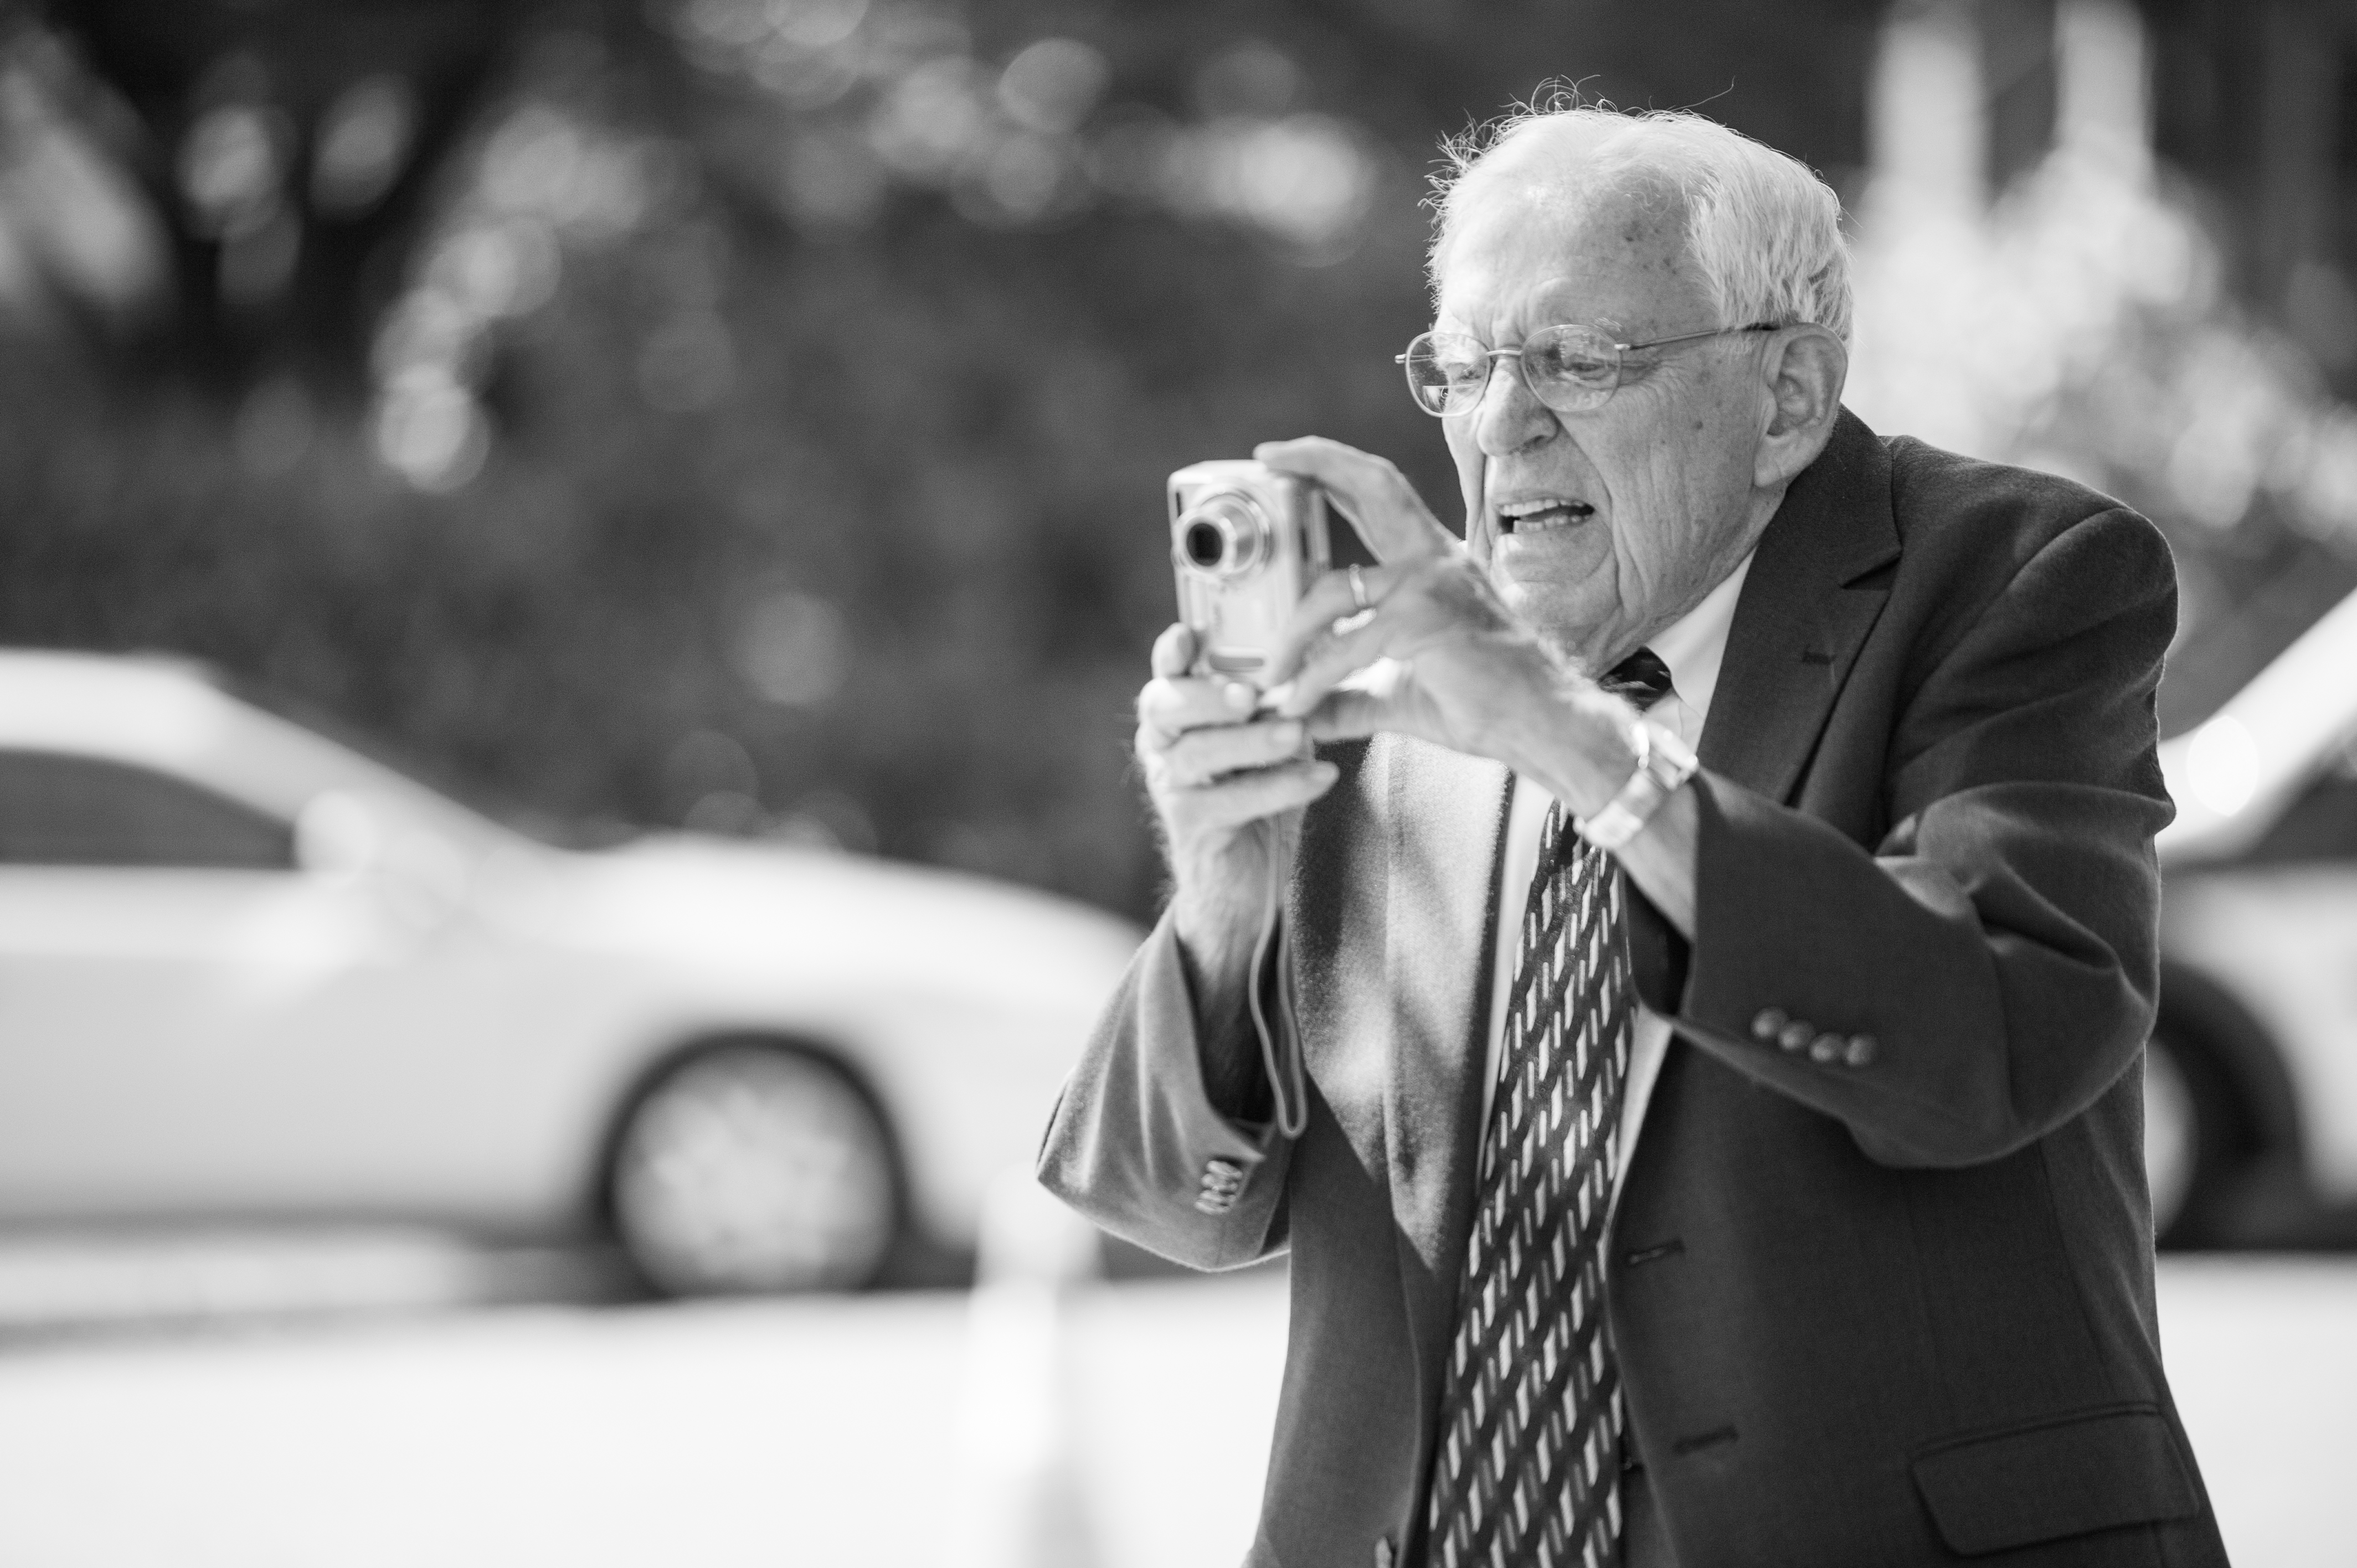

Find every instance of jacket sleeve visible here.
[1631,504,2176,1167]
[1036,909,1293,1270]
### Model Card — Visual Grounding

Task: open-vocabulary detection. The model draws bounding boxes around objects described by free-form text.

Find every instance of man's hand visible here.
[1254,435,1700,935]
[1136,622,1339,976]
[1255,437,1632,808]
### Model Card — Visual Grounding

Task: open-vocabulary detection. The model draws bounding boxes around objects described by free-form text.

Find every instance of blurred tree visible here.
[29,0,521,389]
[1847,0,2357,737]
[0,0,1886,921]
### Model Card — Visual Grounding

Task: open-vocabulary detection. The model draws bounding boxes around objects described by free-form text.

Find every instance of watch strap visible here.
[1577,720,1699,852]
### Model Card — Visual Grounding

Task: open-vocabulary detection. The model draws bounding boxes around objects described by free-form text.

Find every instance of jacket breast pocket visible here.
[1910,1403,2201,1557]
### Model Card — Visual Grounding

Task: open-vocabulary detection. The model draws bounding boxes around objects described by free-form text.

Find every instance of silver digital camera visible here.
[1168,460,1332,683]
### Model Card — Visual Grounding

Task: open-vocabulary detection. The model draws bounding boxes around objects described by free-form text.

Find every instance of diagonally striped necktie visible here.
[1421,648,1671,1568]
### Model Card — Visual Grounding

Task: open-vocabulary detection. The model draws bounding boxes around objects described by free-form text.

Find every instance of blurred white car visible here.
[2153,587,2357,1246]
[0,651,1140,1294]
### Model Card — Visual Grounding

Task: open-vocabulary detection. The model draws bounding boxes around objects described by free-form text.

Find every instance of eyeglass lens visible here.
[1401,326,1622,416]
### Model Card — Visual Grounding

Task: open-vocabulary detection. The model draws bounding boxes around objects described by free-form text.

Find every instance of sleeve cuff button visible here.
[1777,1020,1815,1053]
[1844,1034,1878,1068]
[1751,1007,1788,1042]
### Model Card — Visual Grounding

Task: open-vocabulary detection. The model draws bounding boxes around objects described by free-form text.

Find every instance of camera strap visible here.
[1247,826,1310,1141]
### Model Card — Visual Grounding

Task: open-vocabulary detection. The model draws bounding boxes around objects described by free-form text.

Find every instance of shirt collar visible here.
[1645,550,1754,728]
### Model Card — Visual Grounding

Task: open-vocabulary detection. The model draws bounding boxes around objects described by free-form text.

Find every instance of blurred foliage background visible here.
[0,0,2350,924]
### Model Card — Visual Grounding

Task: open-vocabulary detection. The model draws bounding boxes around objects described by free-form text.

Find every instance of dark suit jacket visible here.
[1040,412,2231,1568]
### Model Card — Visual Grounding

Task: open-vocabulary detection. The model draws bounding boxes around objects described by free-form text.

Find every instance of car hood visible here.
[488,834,1144,1014]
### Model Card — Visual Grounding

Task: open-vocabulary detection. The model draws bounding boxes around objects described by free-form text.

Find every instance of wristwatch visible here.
[1576,719,1700,852]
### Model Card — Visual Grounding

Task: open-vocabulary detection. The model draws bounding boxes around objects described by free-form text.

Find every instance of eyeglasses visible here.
[1395,321,1781,417]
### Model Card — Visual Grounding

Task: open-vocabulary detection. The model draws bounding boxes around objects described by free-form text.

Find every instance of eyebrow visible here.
[1426,314,1643,344]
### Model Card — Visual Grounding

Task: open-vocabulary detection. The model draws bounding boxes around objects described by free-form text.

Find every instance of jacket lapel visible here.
[1700,409,1901,800]
[1366,411,1898,1459]
[1379,736,1511,1421]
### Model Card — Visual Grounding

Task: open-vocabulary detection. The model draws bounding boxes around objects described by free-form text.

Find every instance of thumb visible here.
[1303,687,1399,743]
[1151,622,1195,679]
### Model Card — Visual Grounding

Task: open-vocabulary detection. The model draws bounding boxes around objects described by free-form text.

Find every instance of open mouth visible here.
[1496,498,1596,534]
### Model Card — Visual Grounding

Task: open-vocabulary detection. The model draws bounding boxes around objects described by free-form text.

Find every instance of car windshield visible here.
[2160,572,2357,740]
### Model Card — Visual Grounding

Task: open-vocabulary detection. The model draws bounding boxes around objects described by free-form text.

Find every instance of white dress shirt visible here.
[1478,550,1755,1205]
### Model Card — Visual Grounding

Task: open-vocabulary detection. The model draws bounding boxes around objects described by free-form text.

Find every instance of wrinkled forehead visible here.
[1434,169,1700,338]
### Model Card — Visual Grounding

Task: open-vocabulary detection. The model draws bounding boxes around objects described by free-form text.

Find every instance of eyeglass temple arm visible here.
[1614,321,1783,352]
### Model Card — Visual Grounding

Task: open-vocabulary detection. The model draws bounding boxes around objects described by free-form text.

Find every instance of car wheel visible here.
[2143,1030,2199,1240]
[609,1044,899,1296]
[2143,1015,2274,1249]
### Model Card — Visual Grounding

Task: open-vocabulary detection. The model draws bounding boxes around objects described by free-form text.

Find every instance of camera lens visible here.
[1184,520,1226,569]
[1175,492,1268,579]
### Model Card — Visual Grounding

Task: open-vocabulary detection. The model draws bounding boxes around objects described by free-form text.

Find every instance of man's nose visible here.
[1471,353,1556,457]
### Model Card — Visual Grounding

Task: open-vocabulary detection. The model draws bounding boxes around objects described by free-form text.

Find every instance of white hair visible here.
[1429,100,1853,343]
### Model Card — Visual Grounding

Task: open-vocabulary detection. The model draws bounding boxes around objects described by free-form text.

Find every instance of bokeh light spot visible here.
[997,38,1109,137]
[375,369,488,492]
[2186,715,2260,817]
[1190,39,1304,120]
[312,75,418,216]
[178,102,288,237]
[737,591,848,708]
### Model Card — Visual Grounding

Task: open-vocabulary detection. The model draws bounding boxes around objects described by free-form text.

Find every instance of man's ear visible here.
[1754,326,1848,490]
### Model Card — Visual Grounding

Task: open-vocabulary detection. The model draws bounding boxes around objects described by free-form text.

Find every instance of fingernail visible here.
[1259,680,1294,711]
[1313,762,1339,785]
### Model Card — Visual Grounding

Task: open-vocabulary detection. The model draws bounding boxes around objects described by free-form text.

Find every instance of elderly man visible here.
[1041,106,2228,1568]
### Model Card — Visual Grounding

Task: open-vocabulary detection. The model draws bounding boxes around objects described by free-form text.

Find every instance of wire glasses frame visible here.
[1396,321,1782,417]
